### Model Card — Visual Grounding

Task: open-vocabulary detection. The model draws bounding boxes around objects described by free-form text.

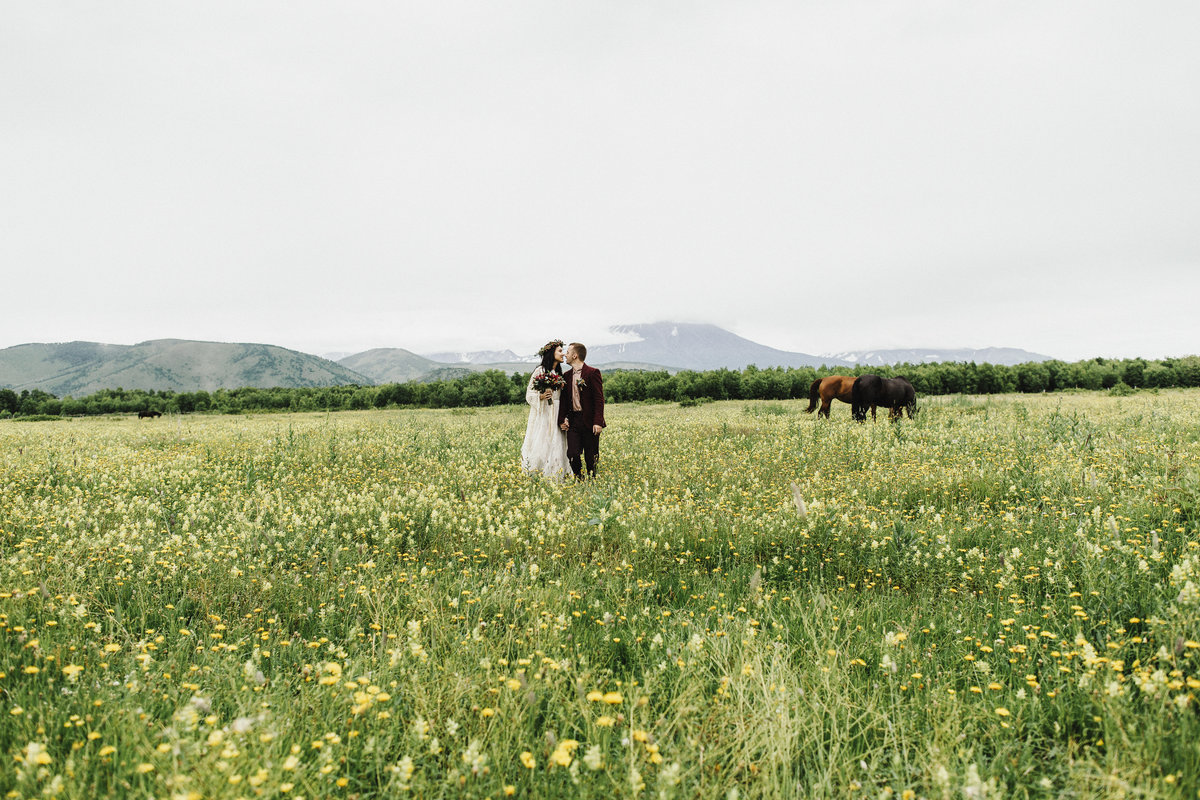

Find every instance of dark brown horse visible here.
[805,375,857,419]
[851,375,916,422]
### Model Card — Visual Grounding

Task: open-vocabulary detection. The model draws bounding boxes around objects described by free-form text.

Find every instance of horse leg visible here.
[871,404,877,423]
[820,399,831,419]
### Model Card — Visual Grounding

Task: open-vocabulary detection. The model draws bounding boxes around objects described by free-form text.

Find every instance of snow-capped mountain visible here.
[423,349,534,364]
[586,322,847,370]
[824,347,1053,367]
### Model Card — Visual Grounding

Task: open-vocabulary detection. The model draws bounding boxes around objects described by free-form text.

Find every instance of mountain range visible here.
[823,346,1053,367]
[1,324,1054,395]
[417,323,1052,372]
[585,323,839,370]
[0,340,371,397]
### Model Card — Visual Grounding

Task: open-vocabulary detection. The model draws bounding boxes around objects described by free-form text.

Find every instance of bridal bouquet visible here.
[532,371,565,405]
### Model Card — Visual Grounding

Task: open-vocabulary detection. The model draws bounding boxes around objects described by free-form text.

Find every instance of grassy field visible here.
[2,392,1199,799]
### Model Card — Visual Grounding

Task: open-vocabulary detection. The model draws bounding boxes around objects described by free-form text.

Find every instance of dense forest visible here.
[2,355,1199,418]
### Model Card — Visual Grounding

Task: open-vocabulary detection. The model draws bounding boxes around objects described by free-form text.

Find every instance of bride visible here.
[521,339,571,480]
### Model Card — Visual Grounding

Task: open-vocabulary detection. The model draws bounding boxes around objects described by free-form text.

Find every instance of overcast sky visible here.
[3,2,1198,362]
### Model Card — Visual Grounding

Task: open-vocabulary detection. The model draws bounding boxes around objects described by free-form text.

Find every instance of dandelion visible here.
[550,739,579,767]
[22,742,52,766]
[520,751,536,769]
[317,662,342,686]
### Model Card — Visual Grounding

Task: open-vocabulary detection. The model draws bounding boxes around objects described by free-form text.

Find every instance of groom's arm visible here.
[557,383,569,428]
[591,369,606,432]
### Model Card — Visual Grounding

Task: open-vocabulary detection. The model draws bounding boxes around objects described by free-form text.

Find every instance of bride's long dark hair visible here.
[539,340,564,375]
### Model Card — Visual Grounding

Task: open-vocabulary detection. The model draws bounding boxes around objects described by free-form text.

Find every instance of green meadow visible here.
[2,391,1199,798]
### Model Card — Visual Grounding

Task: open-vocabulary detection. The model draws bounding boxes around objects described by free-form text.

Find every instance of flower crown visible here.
[538,339,564,357]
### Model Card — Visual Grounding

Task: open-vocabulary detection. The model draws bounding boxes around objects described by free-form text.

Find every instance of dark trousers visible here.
[565,410,600,478]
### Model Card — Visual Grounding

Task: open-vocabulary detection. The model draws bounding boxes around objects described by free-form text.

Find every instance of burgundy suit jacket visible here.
[557,364,606,430]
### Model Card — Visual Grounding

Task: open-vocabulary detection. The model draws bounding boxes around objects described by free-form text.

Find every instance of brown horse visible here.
[851,375,916,422]
[804,375,857,419]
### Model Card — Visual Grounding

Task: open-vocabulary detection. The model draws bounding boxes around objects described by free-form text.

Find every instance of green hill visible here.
[0,339,373,396]
[336,348,441,383]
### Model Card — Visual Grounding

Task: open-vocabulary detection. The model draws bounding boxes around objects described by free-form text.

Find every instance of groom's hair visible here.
[569,343,587,362]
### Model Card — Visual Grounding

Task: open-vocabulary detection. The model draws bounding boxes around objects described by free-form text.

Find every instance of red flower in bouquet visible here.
[532,371,565,405]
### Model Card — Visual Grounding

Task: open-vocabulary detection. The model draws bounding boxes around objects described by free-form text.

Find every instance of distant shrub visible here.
[1108,381,1137,396]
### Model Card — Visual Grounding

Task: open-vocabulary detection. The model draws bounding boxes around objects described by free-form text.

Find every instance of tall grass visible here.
[2,392,1198,798]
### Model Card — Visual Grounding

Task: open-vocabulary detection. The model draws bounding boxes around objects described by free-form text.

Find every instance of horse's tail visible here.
[804,379,821,413]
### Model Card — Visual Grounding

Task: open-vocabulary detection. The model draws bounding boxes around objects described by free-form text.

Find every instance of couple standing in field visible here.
[520,340,605,481]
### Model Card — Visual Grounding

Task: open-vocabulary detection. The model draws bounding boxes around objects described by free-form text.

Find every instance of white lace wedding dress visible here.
[520,366,571,480]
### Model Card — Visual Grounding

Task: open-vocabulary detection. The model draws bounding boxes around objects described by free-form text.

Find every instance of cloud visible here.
[2,2,1197,360]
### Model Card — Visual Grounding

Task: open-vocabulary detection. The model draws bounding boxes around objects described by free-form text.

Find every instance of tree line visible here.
[2,355,1199,419]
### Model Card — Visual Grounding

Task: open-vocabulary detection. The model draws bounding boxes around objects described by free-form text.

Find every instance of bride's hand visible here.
[539,390,552,400]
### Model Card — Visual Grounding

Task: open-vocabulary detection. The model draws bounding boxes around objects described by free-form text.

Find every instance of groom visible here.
[557,342,606,479]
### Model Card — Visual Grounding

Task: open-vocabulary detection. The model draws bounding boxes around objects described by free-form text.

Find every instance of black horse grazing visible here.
[851,375,916,422]
[138,410,162,419]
